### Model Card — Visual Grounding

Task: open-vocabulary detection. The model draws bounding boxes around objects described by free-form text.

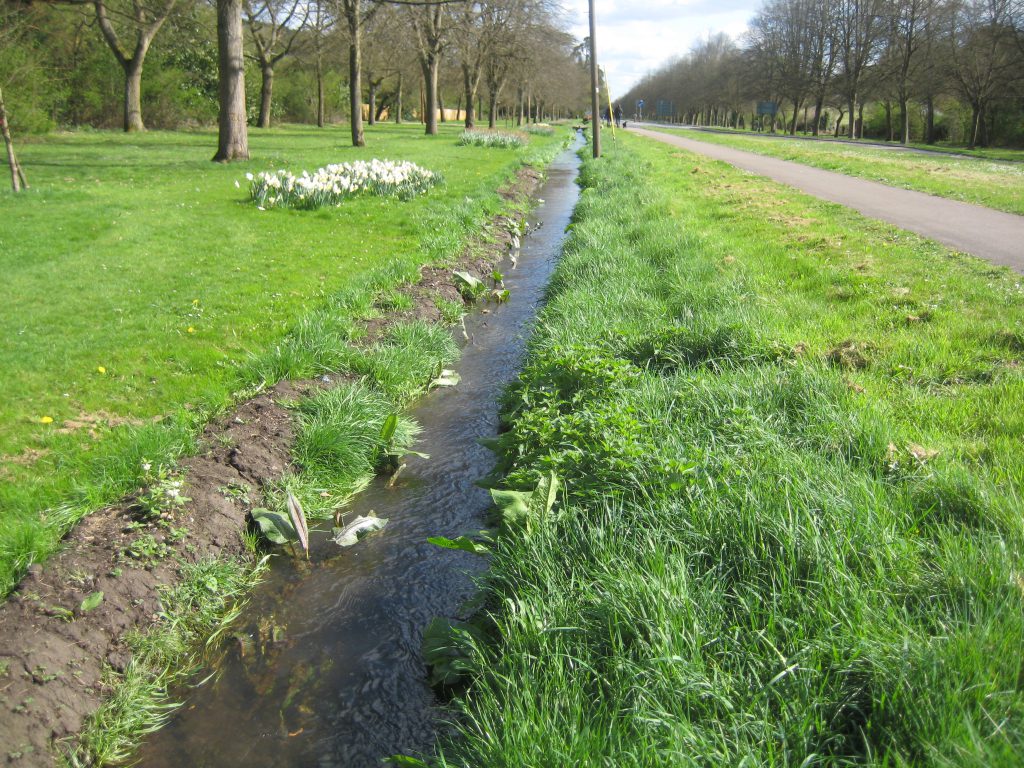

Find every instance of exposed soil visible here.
[0,166,544,767]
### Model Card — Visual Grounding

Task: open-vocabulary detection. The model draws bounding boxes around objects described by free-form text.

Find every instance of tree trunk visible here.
[348,38,364,146]
[316,53,325,127]
[898,95,909,144]
[395,73,402,124]
[438,89,446,123]
[124,60,145,132]
[835,109,844,138]
[812,94,824,137]
[488,89,497,129]
[847,96,856,139]
[0,86,28,192]
[462,66,475,129]
[368,78,377,126]
[857,102,865,140]
[423,57,439,135]
[258,64,273,128]
[925,96,934,144]
[884,100,892,142]
[968,103,981,149]
[213,0,249,162]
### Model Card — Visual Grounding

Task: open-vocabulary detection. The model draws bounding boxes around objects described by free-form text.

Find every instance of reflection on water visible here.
[137,136,583,768]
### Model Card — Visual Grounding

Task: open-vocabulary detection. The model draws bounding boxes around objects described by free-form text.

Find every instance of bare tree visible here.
[836,0,888,138]
[406,1,452,134]
[305,0,335,128]
[947,0,1019,147]
[0,8,29,191]
[244,0,308,127]
[453,1,485,128]
[83,0,181,131]
[0,86,28,192]
[335,0,379,146]
[214,0,249,161]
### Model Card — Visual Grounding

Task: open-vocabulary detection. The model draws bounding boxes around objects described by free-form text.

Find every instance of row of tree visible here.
[0,0,590,174]
[621,0,1024,147]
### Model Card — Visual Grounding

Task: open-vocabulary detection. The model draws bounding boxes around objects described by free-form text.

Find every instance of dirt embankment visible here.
[0,167,543,767]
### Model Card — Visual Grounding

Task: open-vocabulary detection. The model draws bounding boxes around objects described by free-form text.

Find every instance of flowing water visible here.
[137,136,583,768]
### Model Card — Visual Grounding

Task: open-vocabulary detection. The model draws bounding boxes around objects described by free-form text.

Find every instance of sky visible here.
[564,0,759,98]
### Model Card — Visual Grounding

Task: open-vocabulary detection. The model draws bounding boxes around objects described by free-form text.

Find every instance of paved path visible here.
[631,125,1024,273]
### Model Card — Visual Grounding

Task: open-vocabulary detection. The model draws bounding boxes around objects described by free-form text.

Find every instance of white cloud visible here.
[564,0,758,97]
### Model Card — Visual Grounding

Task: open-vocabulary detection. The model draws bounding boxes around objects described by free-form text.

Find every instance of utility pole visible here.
[588,0,600,158]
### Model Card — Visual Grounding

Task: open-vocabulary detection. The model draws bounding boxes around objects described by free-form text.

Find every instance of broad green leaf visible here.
[386,757,428,767]
[490,488,532,525]
[332,514,388,547]
[422,617,484,687]
[430,370,461,388]
[534,471,560,516]
[380,413,399,445]
[251,507,298,545]
[80,591,104,612]
[428,535,489,556]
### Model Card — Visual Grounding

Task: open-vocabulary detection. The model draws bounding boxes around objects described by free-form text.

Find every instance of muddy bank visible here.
[0,166,543,767]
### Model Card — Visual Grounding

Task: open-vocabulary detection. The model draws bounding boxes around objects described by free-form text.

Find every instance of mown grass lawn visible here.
[436,133,1024,765]
[653,125,1024,215]
[0,122,561,596]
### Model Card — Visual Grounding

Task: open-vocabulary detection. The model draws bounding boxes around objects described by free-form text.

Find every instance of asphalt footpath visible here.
[630,125,1024,273]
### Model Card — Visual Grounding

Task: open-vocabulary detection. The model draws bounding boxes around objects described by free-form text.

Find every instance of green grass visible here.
[652,125,1024,215]
[65,555,263,767]
[0,122,562,597]
[432,134,1024,766]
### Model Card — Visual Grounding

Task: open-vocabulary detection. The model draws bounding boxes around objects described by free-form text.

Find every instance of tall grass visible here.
[434,135,1024,766]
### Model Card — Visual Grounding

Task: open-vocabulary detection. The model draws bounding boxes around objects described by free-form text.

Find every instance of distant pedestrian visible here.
[613,103,623,128]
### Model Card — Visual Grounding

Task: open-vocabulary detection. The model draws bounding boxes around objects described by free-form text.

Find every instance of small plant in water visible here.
[453,271,487,302]
[251,491,310,558]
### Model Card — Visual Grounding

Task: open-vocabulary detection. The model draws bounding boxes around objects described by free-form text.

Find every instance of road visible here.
[630,125,1024,273]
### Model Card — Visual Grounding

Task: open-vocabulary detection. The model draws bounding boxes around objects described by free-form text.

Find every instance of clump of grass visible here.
[433,134,1024,765]
[64,556,263,767]
[523,123,554,136]
[290,381,420,515]
[344,321,459,405]
[434,296,466,326]
[458,130,526,149]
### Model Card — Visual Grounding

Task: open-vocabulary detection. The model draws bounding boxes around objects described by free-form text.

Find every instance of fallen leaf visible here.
[908,444,939,462]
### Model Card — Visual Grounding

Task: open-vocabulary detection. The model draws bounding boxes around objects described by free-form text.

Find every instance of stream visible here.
[135,134,583,768]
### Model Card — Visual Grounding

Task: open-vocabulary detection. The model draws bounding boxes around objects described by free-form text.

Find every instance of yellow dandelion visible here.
[97,366,106,374]
[40,416,54,424]
[187,327,196,334]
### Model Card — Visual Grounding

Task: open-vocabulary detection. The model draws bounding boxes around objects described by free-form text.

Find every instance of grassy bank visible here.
[0,123,563,597]
[652,125,1024,215]
[434,133,1024,765]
